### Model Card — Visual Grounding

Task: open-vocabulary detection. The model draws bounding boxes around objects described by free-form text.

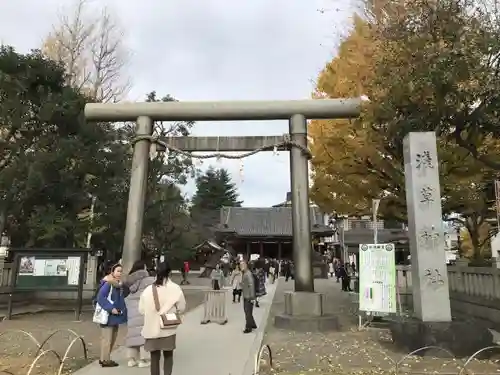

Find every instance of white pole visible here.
[86,196,97,248]
[85,195,97,286]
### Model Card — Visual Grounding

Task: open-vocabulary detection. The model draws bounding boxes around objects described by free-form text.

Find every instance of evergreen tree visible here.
[0,46,198,261]
[191,167,242,211]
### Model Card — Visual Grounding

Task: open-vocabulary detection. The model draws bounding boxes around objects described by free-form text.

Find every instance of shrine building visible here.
[214,205,333,260]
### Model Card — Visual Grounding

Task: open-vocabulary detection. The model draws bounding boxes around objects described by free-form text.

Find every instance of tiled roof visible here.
[343,229,408,246]
[193,240,225,251]
[218,206,331,237]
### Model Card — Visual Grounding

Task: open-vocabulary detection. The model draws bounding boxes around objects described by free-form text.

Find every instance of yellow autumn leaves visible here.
[309,0,500,257]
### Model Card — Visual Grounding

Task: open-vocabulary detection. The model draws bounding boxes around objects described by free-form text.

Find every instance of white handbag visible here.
[93,285,113,324]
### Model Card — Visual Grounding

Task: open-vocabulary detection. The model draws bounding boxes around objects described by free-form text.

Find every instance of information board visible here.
[17,255,81,288]
[359,243,396,314]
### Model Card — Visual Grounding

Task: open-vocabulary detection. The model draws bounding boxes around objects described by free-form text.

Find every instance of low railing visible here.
[396,264,500,301]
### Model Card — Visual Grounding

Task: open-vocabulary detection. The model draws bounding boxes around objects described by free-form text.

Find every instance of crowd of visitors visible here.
[92,257,278,372]
[328,257,357,291]
[92,254,353,373]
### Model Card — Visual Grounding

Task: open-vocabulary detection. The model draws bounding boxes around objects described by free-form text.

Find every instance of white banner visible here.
[359,243,396,314]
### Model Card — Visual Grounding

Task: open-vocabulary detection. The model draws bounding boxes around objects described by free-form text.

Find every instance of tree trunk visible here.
[465,216,482,259]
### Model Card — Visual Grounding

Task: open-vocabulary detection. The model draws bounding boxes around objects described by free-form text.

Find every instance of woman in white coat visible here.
[139,262,186,375]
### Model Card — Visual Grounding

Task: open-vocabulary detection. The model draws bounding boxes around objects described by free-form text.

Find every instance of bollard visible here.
[201,290,228,325]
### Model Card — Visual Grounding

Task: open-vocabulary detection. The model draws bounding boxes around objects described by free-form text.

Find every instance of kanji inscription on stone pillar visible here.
[403,132,451,322]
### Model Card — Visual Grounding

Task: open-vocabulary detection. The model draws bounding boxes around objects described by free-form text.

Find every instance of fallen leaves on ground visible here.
[261,280,500,375]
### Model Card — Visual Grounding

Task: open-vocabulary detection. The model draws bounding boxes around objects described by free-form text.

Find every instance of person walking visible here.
[240,261,257,333]
[123,260,155,368]
[254,260,267,308]
[139,262,186,375]
[283,261,291,282]
[335,262,341,283]
[273,259,279,280]
[230,264,243,303]
[339,264,352,292]
[328,262,335,278]
[268,263,276,284]
[211,264,224,290]
[96,264,128,367]
[182,261,190,285]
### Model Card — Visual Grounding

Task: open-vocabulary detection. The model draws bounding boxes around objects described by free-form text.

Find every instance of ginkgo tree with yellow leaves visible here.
[310,16,394,216]
[310,15,407,220]
[310,0,500,259]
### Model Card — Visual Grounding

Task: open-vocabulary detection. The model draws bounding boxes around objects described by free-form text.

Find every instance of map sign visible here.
[359,243,396,314]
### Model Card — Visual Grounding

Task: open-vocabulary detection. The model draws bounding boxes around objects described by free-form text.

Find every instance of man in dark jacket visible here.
[283,261,292,282]
[240,260,257,333]
[339,264,352,291]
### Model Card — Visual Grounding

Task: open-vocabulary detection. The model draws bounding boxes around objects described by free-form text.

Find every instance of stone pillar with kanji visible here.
[389,131,492,357]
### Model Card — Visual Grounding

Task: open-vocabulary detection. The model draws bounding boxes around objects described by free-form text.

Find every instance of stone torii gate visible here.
[85,98,361,330]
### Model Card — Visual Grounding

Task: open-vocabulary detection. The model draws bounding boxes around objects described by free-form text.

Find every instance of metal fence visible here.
[0,328,88,375]
[253,344,500,375]
[201,290,228,325]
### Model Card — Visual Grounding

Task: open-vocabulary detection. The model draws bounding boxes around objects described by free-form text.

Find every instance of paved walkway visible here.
[74,282,277,375]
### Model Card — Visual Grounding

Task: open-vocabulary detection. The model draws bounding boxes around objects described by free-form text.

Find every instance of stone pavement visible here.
[74,281,278,375]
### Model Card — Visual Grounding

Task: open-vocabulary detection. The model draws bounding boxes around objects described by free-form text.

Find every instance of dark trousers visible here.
[150,350,173,375]
[233,288,242,302]
[341,277,352,291]
[180,271,189,285]
[243,298,257,329]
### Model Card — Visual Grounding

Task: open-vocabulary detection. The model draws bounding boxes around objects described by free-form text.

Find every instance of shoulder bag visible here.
[152,284,182,329]
[92,284,113,324]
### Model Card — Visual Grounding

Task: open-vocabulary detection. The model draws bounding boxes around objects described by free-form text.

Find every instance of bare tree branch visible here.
[41,0,131,102]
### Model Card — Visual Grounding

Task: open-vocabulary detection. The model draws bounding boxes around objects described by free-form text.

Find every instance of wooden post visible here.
[260,242,264,257]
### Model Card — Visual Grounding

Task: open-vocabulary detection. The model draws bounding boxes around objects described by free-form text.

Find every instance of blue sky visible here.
[1,0,355,207]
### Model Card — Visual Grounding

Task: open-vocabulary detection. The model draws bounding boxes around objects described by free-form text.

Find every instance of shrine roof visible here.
[343,229,409,246]
[217,206,333,237]
[193,239,225,251]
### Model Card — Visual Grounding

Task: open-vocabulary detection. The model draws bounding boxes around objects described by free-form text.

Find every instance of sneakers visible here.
[128,359,150,368]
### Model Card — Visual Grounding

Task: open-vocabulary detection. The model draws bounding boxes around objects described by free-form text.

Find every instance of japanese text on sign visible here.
[359,243,396,314]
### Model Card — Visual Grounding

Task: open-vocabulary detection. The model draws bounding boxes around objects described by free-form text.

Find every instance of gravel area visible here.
[0,275,209,375]
[260,278,500,375]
